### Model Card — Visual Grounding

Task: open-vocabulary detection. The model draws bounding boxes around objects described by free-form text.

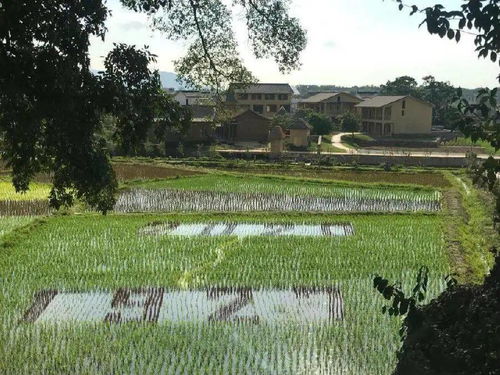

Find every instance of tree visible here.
[380,76,422,97]
[101,44,192,156]
[121,0,307,90]
[420,75,458,128]
[374,2,500,373]
[0,0,307,212]
[341,112,360,137]
[295,109,333,135]
[374,252,500,375]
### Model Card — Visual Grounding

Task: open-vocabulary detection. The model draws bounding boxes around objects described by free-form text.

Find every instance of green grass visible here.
[311,138,345,153]
[122,174,439,201]
[0,212,449,374]
[340,134,375,148]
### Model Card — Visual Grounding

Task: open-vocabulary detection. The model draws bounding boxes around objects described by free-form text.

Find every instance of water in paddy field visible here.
[26,287,344,324]
[139,222,355,237]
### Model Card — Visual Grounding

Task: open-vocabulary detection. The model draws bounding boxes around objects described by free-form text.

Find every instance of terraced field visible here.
[0,170,451,374]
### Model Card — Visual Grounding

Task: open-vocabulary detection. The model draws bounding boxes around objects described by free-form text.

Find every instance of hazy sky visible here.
[89,0,499,88]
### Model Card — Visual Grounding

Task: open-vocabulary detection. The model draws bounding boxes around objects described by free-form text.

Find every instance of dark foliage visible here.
[394,254,500,375]
[294,109,333,135]
[0,2,190,213]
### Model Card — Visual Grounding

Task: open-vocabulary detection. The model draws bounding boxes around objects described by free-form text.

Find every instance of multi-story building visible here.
[226,83,294,117]
[298,92,362,120]
[355,95,433,136]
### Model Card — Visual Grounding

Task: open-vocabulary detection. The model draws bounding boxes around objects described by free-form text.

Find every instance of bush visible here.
[394,253,500,375]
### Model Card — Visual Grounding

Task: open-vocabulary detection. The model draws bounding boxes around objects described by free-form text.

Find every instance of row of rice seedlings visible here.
[143,174,440,201]
[115,188,441,213]
[0,200,51,216]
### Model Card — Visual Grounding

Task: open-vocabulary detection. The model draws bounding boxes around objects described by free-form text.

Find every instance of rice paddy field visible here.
[0,164,458,374]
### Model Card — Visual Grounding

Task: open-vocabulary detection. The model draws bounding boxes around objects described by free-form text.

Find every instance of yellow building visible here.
[355,95,433,136]
[298,92,362,120]
[226,83,293,117]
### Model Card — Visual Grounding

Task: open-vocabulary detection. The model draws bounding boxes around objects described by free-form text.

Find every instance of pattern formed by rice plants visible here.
[0,213,449,374]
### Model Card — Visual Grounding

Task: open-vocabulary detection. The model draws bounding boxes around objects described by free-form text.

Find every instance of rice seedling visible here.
[0,213,449,374]
[115,188,440,213]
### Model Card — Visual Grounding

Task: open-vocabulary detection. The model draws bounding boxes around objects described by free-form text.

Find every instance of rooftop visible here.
[189,105,215,122]
[288,118,312,130]
[230,83,294,94]
[300,92,362,103]
[355,96,408,108]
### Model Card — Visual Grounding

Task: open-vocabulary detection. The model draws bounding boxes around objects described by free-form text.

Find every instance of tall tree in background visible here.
[421,75,459,128]
[395,0,499,210]
[122,0,307,90]
[0,0,307,212]
[101,44,192,155]
[380,75,422,97]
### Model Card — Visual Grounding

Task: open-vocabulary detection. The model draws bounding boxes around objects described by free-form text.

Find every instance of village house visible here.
[216,109,271,143]
[184,105,216,142]
[298,92,362,120]
[161,105,215,144]
[226,83,294,117]
[355,95,433,136]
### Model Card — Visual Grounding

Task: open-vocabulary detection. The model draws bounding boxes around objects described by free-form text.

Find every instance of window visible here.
[253,105,264,114]
[251,94,262,100]
[238,93,248,100]
[267,105,277,113]
[384,107,392,120]
[278,94,288,100]
[402,100,406,109]
[401,110,405,117]
[337,96,341,102]
[264,94,276,100]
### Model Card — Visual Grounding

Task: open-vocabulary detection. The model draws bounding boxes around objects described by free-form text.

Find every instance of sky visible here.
[89,0,499,88]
